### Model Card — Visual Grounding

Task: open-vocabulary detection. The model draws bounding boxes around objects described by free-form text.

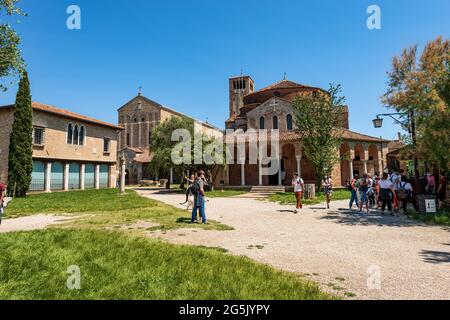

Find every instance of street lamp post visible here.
[372,111,420,193]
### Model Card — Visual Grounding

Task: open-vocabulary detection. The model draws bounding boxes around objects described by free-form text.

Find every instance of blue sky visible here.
[1,0,449,140]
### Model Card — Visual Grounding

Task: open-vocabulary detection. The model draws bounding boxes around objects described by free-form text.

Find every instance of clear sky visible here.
[1,0,449,140]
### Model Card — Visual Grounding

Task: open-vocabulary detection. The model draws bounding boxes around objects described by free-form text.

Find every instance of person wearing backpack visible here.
[190,170,207,224]
[291,173,304,213]
[348,174,359,210]
[398,176,413,214]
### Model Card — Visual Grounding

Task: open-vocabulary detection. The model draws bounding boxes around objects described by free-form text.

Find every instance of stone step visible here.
[250,186,285,194]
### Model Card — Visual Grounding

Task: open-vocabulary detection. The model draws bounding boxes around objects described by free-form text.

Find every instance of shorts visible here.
[324,187,333,195]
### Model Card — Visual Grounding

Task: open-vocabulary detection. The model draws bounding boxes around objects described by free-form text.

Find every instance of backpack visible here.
[397,182,409,200]
[346,180,353,191]
[192,180,201,196]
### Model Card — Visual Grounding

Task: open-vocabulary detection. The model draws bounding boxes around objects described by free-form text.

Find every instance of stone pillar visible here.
[258,160,263,185]
[241,163,245,186]
[138,122,141,147]
[296,155,302,177]
[95,164,100,189]
[63,163,69,191]
[349,160,354,180]
[45,162,52,193]
[120,155,126,194]
[363,160,368,175]
[278,158,282,186]
[80,164,85,190]
[170,167,173,185]
[137,163,143,183]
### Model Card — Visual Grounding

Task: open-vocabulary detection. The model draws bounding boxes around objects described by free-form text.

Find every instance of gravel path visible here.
[137,189,450,300]
[0,215,75,233]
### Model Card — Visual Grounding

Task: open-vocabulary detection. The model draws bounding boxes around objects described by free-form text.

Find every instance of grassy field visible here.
[268,189,351,206]
[0,229,332,300]
[0,189,333,300]
[5,189,232,231]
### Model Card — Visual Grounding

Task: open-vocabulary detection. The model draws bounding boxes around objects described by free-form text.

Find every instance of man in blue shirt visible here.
[191,170,207,224]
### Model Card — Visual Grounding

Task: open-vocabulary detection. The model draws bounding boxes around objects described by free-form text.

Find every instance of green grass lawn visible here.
[5,189,232,231]
[407,208,450,226]
[0,229,332,300]
[268,189,351,206]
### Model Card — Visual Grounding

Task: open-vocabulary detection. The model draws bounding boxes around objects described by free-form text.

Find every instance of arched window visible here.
[141,117,145,122]
[79,126,85,145]
[259,117,265,129]
[286,114,293,130]
[126,133,130,146]
[73,125,79,145]
[67,123,73,144]
[148,131,152,145]
[273,116,279,130]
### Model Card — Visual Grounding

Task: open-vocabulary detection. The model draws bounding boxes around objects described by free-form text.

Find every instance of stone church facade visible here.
[117,92,223,185]
[225,76,389,187]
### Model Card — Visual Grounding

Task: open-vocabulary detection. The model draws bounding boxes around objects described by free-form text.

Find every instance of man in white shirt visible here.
[291,173,304,214]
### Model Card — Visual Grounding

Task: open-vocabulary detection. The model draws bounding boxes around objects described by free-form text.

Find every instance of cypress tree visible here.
[7,71,33,197]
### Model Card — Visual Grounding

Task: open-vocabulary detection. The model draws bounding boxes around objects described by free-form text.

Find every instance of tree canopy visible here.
[0,0,26,91]
[292,84,346,192]
[382,37,450,172]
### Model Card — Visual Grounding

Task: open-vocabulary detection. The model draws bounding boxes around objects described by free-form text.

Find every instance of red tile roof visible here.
[0,102,123,130]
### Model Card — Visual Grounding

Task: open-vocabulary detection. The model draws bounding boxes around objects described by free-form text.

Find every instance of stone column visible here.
[258,160,263,185]
[80,164,85,190]
[137,163,143,183]
[348,143,355,180]
[278,158,282,186]
[241,163,245,186]
[120,155,126,194]
[45,162,52,193]
[95,164,100,189]
[296,155,302,177]
[363,160,368,175]
[349,160,354,180]
[64,163,70,191]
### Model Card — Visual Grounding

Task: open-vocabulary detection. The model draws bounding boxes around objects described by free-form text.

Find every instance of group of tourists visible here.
[291,168,448,215]
[347,171,407,215]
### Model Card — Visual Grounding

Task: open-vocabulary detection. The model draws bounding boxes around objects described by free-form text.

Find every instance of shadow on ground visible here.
[420,249,450,264]
[319,208,431,228]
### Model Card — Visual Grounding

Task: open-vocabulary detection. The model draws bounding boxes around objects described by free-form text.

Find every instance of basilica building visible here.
[225,75,389,187]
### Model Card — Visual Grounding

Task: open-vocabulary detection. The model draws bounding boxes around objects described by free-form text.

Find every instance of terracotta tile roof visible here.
[224,129,388,143]
[31,102,123,130]
[254,80,320,93]
[0,102,123,130]
[134,149,154,163]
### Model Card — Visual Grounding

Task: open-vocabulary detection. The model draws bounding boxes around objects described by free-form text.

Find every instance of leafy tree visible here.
[7,71,33,197]
[382,37,450,173]
[149,116,225,189]
[292,84,346,193]
[0,0,26,91]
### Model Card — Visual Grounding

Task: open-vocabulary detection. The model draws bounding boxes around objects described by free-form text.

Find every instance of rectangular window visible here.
[33,127,45,146]
[103,137,111,153]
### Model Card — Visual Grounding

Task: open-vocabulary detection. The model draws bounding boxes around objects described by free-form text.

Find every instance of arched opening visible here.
[259,116,265,129]
[272,116,278,130]
[281,144,296,186]
[286,114,293,130]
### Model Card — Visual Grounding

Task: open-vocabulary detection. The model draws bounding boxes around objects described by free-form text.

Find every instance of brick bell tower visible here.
[227,75,254,128]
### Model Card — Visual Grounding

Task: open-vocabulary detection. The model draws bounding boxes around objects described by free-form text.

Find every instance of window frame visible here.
[103,137,111,154]
[32,126,45,146]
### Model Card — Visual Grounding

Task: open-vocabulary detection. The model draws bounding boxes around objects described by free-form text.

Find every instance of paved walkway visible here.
[0,215,74,233]
[137,189,450,300]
